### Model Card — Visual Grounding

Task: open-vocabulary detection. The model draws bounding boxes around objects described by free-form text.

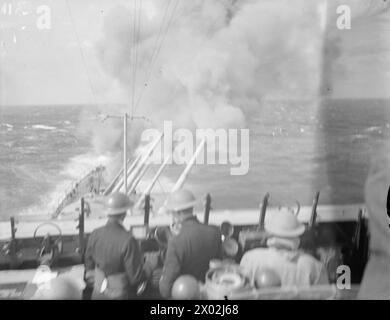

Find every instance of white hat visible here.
[265,209,305,238]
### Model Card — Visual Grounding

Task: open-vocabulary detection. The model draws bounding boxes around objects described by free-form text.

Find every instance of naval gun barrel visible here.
[171,138,206,192]
[158,138,206,214]
[123,132,163,193]
[104,154,141,196]
[113,133,163,194]
[112,152,144,193]
[127,160,151,195]
[134,155,171,208]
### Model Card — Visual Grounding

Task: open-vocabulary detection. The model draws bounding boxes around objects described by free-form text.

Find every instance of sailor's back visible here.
[86,221,138,276]
[240,247,328,287]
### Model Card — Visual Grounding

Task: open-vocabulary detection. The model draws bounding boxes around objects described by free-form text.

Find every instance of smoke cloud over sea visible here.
[4,0,389,218]
[81,0,390,187]
[86,0,326,160]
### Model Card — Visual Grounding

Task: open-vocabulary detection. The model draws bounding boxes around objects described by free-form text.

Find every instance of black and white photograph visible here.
[0,0,390,306]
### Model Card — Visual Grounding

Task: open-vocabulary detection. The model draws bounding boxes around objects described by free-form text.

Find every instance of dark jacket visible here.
[159,216,222,298]
[84,220,145,298]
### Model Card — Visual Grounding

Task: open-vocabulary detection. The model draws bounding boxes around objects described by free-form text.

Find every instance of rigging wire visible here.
[130,0,138,118]
[143,0,173,84]
[65,0,99,108]
[136,0,180,111]
[150,0,181,73]
[133,0,181,116]
[131,0,143,119]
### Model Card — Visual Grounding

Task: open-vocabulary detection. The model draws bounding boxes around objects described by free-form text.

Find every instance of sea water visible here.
[0,99,389,219]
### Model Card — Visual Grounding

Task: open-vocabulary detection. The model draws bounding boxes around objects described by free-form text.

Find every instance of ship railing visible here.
[51,166,105,219]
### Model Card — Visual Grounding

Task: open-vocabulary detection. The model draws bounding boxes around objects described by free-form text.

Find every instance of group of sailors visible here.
[35,171,390,300]
[76,188,328,299]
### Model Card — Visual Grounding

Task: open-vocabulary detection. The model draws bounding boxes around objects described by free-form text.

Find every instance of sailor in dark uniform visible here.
[159,189,223,299]
[84,192,156,299]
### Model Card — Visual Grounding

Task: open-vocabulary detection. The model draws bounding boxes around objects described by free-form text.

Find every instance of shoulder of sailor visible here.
[185,219,219,235]
[165,231,186,253]
[206,224,221,235]
[88,227,101,242]
[241,248,271,263]
[297,252,324,269]
[122,232,139,250]
[92,224,108,235]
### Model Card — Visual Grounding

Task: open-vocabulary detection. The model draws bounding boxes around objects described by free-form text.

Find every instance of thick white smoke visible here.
[95,0,324,134]
[90,0,390,175]
[85,0,390,176]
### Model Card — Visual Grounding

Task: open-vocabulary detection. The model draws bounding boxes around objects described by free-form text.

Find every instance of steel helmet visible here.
[165,189,197,212]
[265,209,305,238]
[33,276,82,300]
[105,192,133,216]
[254,268,281,289]
[171,275,200,300]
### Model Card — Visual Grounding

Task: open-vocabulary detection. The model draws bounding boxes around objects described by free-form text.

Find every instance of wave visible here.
[1,123,13,128]
[1,123,13,131]
[364,126,383,133]
[31,124,57,130]
[24,135,39,141]
[351,134,368,141]
[18,179,76,216]
[60,153,112,178]
[19,152,114,217]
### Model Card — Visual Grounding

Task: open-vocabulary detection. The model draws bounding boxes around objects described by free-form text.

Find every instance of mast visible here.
[123,113,128,194]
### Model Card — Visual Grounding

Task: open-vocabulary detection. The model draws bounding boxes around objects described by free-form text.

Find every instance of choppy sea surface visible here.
[1,99,389,220]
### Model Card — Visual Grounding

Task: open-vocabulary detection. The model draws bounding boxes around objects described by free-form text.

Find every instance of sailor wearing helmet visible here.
[159,189,223,299]
[240,209,329,288]
[84,192,157,299]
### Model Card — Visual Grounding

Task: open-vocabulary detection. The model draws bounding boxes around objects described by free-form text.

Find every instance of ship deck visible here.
[0,203,366,240]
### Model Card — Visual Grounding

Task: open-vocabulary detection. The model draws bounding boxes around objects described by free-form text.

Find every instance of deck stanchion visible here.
[353,209,363,251]
[309,191,320,229]
[9,217,17,268]
[204,194,211,225]
[303,191,321,253]
[144,194,151,227]
[78,198,85,262]
[259,193,270,230]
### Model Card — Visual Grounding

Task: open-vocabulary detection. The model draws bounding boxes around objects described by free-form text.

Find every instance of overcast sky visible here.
[0,0,389,107]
